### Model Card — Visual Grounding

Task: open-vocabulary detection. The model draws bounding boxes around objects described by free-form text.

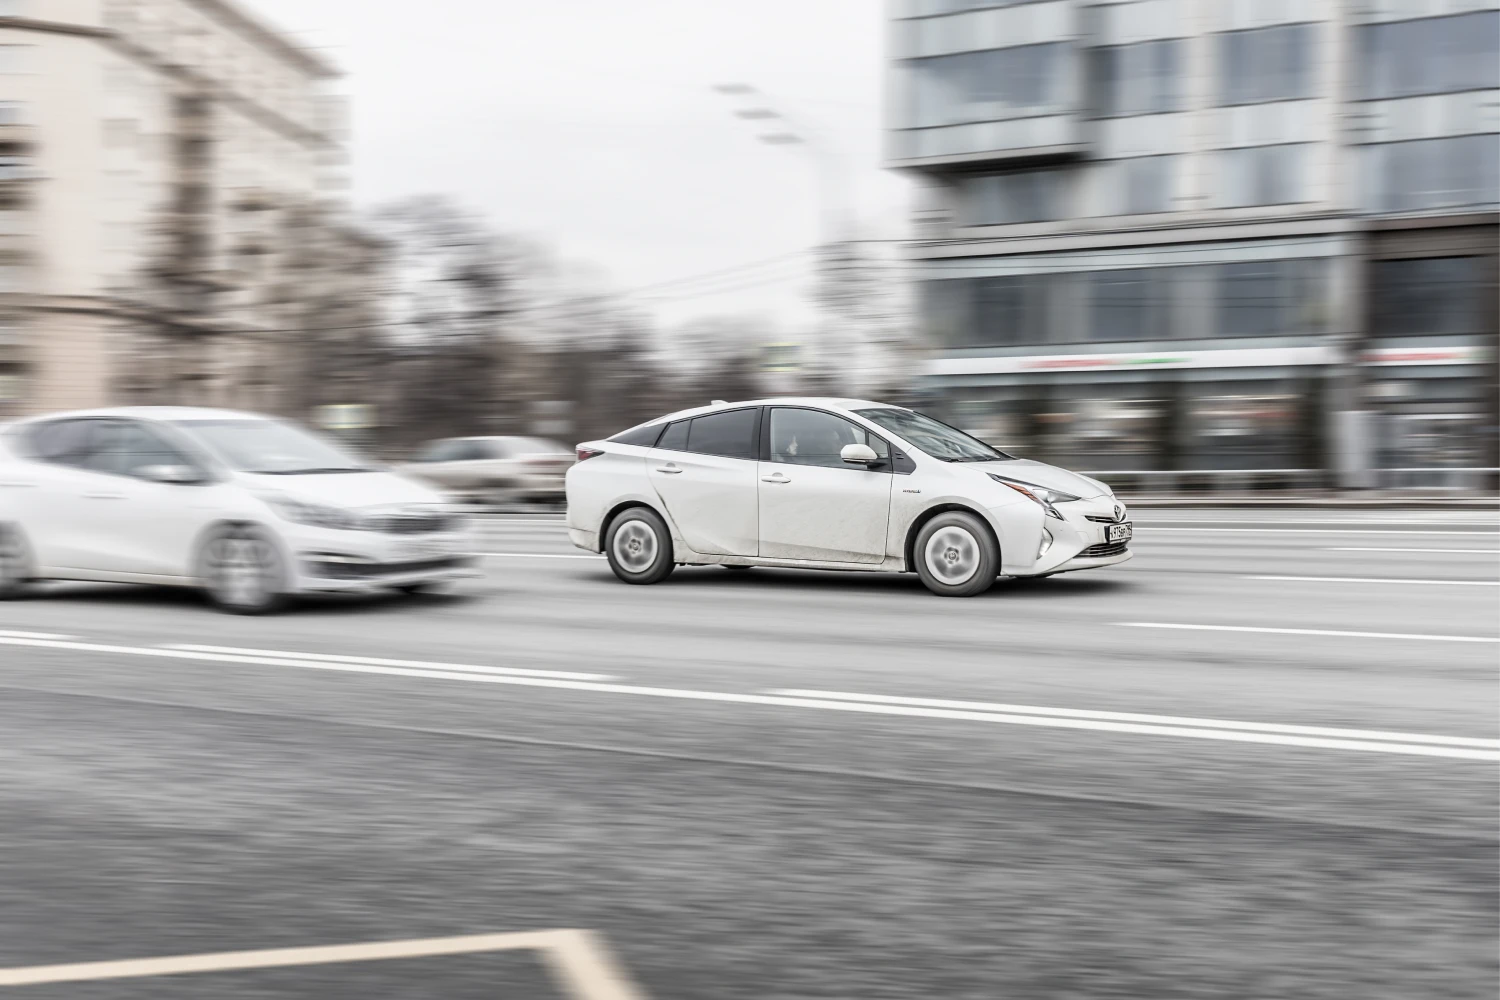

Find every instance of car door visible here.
[4,417,105,572]
[758,407,892,564]
[77,419,228,577]
[646,408,760,557]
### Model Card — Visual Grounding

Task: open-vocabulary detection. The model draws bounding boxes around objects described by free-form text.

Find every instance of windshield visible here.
[177,419,373,475]
[855,408,1013,463]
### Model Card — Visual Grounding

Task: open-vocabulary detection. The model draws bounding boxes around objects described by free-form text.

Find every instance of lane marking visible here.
[1120,621,1500,644]
[0,929,646,999]
[1250,574,1500,587]
[0,629,73,640]
[1134,518,1500,527]
[0,635,1492,760]
[1145,527,1500,536]
[770,689,1499,749]
[481,552,602,559]
[0,636,612,683]
[1324,547,1500,555]
[165,645,613,681]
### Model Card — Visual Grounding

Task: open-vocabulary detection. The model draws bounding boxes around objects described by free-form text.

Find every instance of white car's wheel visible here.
[199,526,286,614]
[914,512,998,598]
[604,508,674,585]
[0,523,35,599]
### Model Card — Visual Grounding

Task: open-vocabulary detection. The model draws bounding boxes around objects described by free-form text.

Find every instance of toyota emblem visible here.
[1114,503,1124,522]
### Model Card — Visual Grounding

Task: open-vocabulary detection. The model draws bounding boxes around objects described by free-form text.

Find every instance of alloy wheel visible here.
[611,518,658,573]
[923,525,980,586]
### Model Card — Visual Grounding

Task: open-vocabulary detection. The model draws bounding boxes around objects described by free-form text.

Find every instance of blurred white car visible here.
[398,436,574,504]
[0,407,479,613]
[566,398,1132,597]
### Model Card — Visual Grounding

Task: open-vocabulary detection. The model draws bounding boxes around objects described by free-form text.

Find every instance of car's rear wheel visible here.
[0,523,35,599]
[914,512,998,598]
[199,525,286,614]
[604,508,674,585]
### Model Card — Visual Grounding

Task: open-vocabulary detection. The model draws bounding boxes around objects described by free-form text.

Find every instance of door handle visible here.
[84,492,126,500]
[761,474,790,484]
[655,465,682,474]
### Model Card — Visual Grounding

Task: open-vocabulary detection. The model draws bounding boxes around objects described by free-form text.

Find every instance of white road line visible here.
[0,629,73,640]
[476,519,569,525]
[1120,621,1500,644]
[771,689,1499,749]
[0,635,1493,761]
[0,929,646,999]
[1249,574,1500,587]
[1145,527,1500,536]
[165,644,612,681]
[1135,518,1500,526]
[481,552,602,559]
[0,635,611,683]
[1325,547,1500,555]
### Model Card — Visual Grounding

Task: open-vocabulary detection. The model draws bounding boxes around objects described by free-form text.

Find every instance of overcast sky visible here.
[250,0,912,335]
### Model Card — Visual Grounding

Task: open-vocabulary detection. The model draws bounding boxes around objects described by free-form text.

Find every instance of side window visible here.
[655,419,689,452]
[770,408,888,470]
[85,421,195,479]
[25,418,97,467]
[416,441,452,462]
[480,440,513,460]
[610,423,665,447]
[686,408,759,459]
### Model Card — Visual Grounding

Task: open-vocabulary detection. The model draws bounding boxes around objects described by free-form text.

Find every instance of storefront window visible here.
[1181,392,1301,470]
[1371,257,1483,336]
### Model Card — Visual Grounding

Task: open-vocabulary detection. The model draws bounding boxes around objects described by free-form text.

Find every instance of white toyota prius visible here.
[567,398,1132,597]
[0,407,479,613]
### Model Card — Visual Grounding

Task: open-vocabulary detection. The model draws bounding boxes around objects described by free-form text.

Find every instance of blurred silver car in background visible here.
[399,436,574,505]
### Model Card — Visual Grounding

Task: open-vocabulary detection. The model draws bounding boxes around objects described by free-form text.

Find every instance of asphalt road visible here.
[1,509,1496,998]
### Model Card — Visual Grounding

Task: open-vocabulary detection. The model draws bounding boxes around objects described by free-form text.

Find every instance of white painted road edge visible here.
[1,635,1494,761]
[1250,575,1500,587]
[0,929,646,999]
[1325,547,1500,555]
[1120,622,1500,644]
[1146,528,1500,536]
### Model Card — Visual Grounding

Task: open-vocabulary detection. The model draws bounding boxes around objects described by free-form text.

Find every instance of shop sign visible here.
[314,403,375,430]
[928,346,1335,377]
[1359,346,1486,367]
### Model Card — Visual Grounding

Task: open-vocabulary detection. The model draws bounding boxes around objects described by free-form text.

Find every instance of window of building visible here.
[1096,156,1176,216]
[908,42,1065,127]
[1371,258,1483,337]
[1089,269,1173,342]
[1363,135,1500,214]
[1216,259,1328,336]
[1220,144,1310,208]
[1090,38,1182,117]
[1219,23,1315,105]
[1359,11,1500,100]
[962,170,1065,225]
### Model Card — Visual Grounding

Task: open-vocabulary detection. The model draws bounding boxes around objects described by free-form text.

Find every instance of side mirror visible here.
[141,464,205,485]
[840,443,879,465]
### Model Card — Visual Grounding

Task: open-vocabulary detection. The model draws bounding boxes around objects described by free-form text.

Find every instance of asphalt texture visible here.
[1,509,1497,999]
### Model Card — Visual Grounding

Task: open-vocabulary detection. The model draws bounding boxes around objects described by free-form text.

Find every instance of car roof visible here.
[10,406,274,424]
[645,397,902,424]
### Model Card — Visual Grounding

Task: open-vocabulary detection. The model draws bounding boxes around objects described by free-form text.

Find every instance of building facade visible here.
[0,0,362,420]
[888,0,1498,489]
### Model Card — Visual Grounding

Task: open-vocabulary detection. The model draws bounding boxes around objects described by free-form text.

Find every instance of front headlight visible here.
[989,475,1079,520]
[257,493,369,531]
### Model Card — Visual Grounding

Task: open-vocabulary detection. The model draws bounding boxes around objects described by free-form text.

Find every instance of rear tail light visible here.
[576,446,604,462]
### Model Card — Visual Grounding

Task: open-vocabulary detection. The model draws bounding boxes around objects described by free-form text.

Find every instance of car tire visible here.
[198,525,287,615]
[604,508,675,585]
[913,511,999,598]
[0,522,36,599]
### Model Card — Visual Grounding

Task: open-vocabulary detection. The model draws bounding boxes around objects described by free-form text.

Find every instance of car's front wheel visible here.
[914,512,999,598]
[0,523,35,599]
[199,525,286,614]
[604,508,675,585]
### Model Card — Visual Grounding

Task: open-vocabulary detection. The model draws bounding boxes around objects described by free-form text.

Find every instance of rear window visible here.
[609,423,665,448]
[655,420,689,451]
[686,408,758,459]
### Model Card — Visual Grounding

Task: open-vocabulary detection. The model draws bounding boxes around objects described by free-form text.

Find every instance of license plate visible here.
[397,537,457,561]
[1106,522,1133,543]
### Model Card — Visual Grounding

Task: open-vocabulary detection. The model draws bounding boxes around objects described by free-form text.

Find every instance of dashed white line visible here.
[481,552,602,559]
[1120,621,1500,644]
[166,644,611,681]
[0,634,1493,760]
[1145,527,1500,536]
[0,629,73,640]
[1249,575,1500,587]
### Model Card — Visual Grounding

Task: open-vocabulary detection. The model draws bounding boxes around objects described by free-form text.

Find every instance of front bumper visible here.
[1009,495,1134,577]
[279,522,483,593]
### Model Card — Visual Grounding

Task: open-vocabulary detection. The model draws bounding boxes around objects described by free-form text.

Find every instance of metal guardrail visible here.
[1083,468,1500,494]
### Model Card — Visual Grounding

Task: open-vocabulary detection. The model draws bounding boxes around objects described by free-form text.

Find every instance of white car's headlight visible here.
[989,475,1079,520]
[257,493,369,531]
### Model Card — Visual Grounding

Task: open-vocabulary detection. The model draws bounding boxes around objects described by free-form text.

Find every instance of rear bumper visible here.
[569,528,600,553]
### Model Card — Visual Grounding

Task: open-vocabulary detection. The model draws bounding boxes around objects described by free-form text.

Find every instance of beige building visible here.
[0,0,357,418]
